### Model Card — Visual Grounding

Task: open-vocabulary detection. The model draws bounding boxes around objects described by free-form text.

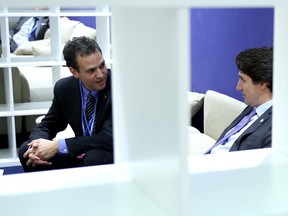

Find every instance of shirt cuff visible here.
[58,139,69,155]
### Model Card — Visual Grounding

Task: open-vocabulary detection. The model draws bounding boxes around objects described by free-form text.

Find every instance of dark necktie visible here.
[84,91,95,135]
[204,108,257,154]
[85,91,95,122]
[28,17,39,41]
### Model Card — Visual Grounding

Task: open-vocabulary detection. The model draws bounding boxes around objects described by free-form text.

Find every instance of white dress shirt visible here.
[12,17,35,46]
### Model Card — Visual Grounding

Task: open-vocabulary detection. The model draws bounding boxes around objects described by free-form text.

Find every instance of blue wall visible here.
[190,8,274,100]
[62,8,96,28]
[66,8,274,101]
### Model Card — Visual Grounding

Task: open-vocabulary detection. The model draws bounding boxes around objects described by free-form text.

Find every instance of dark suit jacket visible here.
[217,105,272,151]
[9,16,49,52]
[28,70,113,158]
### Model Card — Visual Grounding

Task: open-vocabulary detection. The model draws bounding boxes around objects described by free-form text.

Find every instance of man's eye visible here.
[99,62,105,69]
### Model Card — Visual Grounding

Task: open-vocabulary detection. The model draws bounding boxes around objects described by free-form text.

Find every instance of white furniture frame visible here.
[1,1,288,216]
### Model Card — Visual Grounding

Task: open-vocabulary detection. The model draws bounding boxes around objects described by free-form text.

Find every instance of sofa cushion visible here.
[188,126,215,155]
[31,44,51,56]
[59,19,80,43]
[204,90,246,141]
[70,23,97,41]
[13,38,50,55]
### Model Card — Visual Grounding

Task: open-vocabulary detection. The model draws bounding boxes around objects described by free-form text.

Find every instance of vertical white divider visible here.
[0,8,11,59]
[4,67,17,158]
[49,6,62,85]
[96,7,111,61]
[111,8,190,215]
[272,6,288,152]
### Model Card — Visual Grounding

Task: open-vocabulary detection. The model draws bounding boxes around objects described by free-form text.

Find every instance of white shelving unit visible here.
[0,6,111,166]
[0,1,288,216]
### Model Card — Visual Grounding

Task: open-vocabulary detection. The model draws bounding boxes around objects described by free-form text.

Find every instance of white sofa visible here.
[188,90,246,156]
[13,18,96,57]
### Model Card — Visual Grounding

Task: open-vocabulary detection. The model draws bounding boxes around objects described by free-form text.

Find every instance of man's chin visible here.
[95,84,106,91]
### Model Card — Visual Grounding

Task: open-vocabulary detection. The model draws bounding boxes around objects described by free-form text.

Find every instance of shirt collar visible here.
[255,100,272,116]
[79,81,98,98]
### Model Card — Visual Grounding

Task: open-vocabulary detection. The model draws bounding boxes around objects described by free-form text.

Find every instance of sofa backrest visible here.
[203,90,246,141]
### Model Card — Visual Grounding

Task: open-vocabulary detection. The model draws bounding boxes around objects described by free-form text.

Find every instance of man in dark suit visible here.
[206,47,273,154]
[9,16,49,52]
[18,36,113,172]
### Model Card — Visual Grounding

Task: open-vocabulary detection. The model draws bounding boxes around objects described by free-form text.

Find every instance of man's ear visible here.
[69,67,79,78]
[260,82,269,90]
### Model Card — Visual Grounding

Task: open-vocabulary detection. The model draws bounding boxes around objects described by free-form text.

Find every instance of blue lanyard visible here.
[80,83,98,136]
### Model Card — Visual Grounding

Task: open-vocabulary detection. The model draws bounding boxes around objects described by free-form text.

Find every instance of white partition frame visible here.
[0,1,288,216]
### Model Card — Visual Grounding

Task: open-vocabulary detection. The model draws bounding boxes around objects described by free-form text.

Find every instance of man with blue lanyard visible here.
[18,36,113,172]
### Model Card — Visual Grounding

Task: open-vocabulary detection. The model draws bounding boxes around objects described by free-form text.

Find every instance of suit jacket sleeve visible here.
[9,17,28,38]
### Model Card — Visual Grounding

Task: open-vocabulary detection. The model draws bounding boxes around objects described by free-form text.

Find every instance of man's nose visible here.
[96,68,104,76]
[236,81,241,90]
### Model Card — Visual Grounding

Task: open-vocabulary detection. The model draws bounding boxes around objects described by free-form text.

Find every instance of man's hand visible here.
[23,139,59,167]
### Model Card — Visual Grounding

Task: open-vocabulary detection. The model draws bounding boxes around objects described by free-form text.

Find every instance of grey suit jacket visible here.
[216,105,272,151]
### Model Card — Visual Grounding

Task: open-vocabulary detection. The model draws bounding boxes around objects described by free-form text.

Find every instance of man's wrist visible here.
[58,139,69,155]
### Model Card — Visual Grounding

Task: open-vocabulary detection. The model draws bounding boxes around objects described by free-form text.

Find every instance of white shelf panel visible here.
[0,58,113,68]
[0,164,166,216]
[0,104,11,116]
[0,0,285,8]
[0,102,51,117]
[0,9,111,17]
[0,149,13,160]
[0,156,20,167]
[13,102,51,115]
[0,59,66,68]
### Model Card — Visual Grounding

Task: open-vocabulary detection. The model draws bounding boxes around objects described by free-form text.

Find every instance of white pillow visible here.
[32,45,51,56]
[32,43,65,56]
[59,19,80,43]
[14,39,50,55]
[70,23,96,41]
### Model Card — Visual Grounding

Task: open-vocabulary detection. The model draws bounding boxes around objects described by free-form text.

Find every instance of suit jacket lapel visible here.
[243,107,272,134]
[69,78,82,135]
[230,106,272,151]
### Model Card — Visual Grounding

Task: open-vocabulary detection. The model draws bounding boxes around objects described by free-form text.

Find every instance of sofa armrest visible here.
[188,91,205,118]
[19,71,30,103]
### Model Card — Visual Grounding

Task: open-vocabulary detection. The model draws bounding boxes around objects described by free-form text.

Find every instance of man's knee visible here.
[82,150,113,166]
[18,141,29,164]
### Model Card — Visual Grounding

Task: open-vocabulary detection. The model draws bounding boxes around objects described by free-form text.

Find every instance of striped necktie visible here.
[85,91,95,122]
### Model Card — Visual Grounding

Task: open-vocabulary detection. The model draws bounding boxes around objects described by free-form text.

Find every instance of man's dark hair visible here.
[63,36,102,71]
[236,47,273,92]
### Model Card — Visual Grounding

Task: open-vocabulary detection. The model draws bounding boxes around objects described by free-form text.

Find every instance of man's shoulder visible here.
[55,76,78,89]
